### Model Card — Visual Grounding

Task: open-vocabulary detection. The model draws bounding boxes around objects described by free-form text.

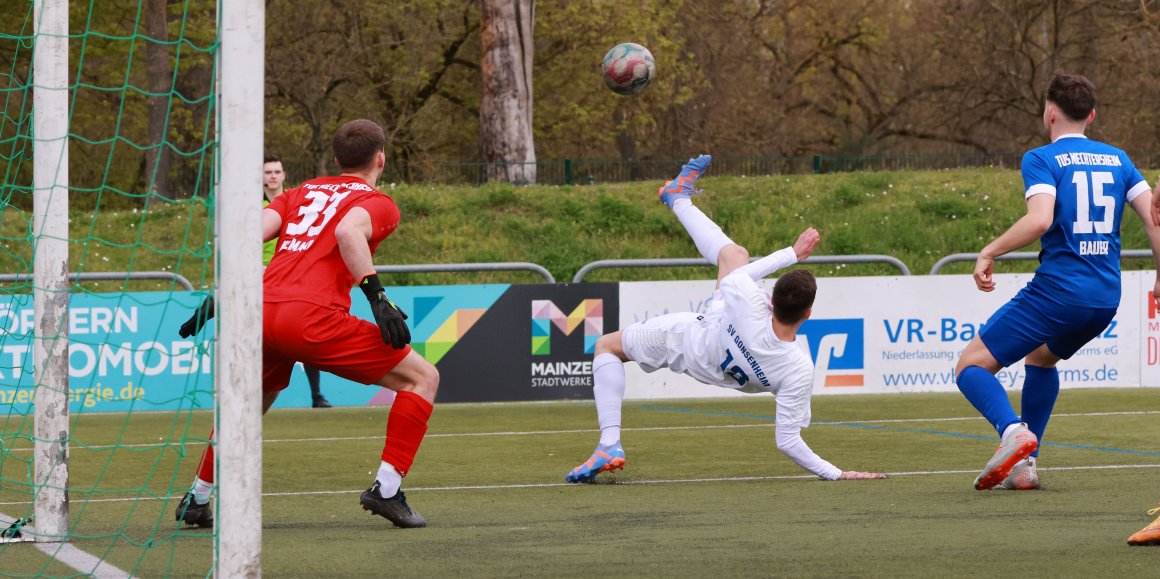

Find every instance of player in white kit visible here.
[565,155,886,483]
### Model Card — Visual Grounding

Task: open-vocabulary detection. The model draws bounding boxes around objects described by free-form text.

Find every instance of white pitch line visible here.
[0,425,761,452]
[2,409,1157,452]
[2,463,1158,508]
[0,511,131,578]
[34,542,132,579]
[824,409,1160,425]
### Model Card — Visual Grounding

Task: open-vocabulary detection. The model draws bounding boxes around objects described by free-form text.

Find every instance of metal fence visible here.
[572,255,912,283]
[0,271,195,291]
[11,248,1153,293]
[374,262,555,284]
[928,249,1156,275]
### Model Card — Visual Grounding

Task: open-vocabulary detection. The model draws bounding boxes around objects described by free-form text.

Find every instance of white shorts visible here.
[621,311,702,373]
[620,299,731,387]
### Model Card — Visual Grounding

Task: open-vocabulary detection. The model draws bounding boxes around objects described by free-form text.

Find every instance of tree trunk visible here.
[479,0,535,184]
[144,0,171,205]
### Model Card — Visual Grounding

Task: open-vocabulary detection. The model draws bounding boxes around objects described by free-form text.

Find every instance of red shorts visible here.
[262,300,411,393]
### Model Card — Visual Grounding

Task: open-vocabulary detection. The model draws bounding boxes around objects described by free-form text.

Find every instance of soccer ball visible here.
[602,43,655,96]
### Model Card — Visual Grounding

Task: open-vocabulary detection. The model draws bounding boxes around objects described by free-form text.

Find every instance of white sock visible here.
[192,478,213,505]
[376,461,403,498]
[1001,422,1023,439]
[593,353,625,447]
[672,198,734,265]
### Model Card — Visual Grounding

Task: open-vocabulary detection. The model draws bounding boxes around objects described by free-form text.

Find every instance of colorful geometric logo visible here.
[799,318,865,387]
[416,307,487,364]
[531,299,603,355]
[384,288,508,366]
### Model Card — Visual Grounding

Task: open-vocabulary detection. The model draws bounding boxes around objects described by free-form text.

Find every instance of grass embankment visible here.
[1,168,1156,291]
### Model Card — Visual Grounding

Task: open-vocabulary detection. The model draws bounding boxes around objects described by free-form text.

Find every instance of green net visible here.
[1,1,218,576]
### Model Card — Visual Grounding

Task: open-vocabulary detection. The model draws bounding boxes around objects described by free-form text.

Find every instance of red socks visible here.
[381,390,433,477]
[193,393,432,486]
[195,428,215,483]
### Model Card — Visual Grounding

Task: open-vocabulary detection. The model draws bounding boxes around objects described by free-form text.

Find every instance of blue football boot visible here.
[565,442,626,483]
[658,154,712,208]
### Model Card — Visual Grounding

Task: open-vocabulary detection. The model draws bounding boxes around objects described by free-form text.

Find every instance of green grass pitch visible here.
[1,388,1158,577]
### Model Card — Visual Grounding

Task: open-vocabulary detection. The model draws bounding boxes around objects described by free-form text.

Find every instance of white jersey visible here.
[622,253,813,428]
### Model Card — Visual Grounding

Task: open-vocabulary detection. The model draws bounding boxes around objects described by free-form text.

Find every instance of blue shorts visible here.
[979,285,1116,367]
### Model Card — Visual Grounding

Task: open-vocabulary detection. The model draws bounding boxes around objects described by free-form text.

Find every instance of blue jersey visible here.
[1021,135,1150,308]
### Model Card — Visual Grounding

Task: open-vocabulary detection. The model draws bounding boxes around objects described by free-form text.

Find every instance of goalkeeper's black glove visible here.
[179,296,215,338]
[359,274,410,349]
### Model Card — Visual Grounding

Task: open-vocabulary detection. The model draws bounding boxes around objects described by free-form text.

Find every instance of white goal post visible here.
[25,1,266,575]
[31,0,70,544]
[216,0,265,576]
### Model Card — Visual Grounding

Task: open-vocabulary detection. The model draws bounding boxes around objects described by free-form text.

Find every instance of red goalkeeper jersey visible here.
[263,176,400,310]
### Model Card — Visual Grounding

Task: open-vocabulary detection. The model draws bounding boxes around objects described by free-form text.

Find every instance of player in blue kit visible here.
[954,72,1160,491]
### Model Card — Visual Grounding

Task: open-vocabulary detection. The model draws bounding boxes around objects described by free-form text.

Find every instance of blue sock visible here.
[1021,365,1059,458]
[956,366,1020,436]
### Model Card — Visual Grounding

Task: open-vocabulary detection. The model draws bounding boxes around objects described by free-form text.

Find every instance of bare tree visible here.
[479,0,535,184]
[144,0,171,203]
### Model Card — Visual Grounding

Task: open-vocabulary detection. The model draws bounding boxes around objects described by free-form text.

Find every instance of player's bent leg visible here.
[715,244,749,285]
[955,337,1017,431]
[955,337,1036,490]
[1023,344,1062,368]
[955,336,1003,376]
[1021,344,1061,465]
[568,331,630,483]
[375,349,439,403]
[361,351,437,528]
[594,331,628,360]
[177,427,217,528]
[179,375,286,528]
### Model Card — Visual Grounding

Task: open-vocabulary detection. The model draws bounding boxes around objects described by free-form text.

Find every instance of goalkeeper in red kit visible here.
[176,119,437,528]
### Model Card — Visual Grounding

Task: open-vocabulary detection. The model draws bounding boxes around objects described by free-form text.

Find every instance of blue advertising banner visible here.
[0,291,215,414]
[1,282,619,412]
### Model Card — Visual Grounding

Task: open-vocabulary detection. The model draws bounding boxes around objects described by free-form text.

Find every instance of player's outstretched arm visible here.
[838,471,888,480]
[774,424,884,481]
[775,424,838,480]
[973,193,1053,291]
[733,228,820,281]
[792,227,819,261]
[775,426,885,480]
